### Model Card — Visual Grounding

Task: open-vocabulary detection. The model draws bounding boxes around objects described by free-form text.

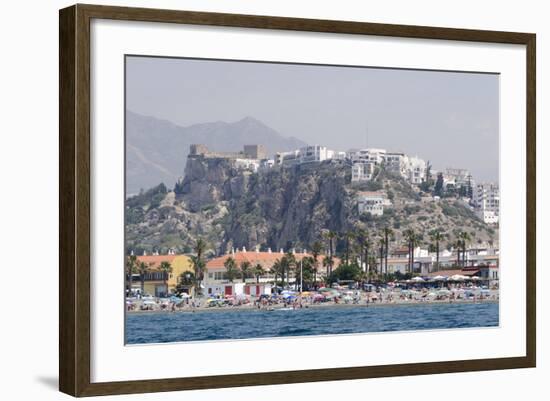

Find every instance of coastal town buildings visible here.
[356,191,391,216]
[444,168,472,188]
[384,152,408,176]
[202,248,340,296]
[473,182,500,224]
[132,254,194,297]
[351,162,375,182]
[348,148,386,164]
[275,145,345,165]
[383,245,499,278]
[406,156,427,185]
[346,148,427,185]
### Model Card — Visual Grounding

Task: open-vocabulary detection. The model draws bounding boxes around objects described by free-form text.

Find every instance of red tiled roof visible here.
[206,251,340,270]
[135,254,177,270]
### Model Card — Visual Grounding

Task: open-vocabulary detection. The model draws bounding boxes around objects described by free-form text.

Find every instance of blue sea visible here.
[125,302,499,344]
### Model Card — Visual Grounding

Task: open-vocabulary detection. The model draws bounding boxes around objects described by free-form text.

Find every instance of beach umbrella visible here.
[412,277,425,282]
[432,275,446,281]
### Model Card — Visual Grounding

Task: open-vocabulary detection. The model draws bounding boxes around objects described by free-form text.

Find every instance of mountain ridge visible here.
[126,111,306,194]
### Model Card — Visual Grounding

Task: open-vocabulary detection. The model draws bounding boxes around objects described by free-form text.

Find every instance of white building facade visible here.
[356,191,391,216]
[473,182,499,224]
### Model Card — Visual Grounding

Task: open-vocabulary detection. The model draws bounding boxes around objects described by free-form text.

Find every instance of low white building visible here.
[356,191,391,216]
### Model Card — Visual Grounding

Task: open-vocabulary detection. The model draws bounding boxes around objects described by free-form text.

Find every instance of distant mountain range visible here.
[126,111,306,194]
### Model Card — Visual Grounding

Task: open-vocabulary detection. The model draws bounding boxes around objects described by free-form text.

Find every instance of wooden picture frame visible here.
[59,3,536,397]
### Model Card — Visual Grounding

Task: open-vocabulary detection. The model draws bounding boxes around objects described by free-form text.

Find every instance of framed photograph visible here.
[59,4,536,397]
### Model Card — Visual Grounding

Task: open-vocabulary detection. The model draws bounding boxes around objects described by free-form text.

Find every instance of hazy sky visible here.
[126,56,499,182]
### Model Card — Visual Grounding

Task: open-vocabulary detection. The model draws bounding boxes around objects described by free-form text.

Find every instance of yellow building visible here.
[133,254,195,297]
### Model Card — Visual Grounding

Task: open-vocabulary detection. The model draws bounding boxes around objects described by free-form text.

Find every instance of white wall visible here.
[0,0,547,400]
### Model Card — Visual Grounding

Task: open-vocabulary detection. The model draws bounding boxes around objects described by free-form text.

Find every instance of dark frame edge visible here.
[77,356,532,397]
[525,33,536,368]
[60,4,93,397]
[59,3,537,397]
[59,4,77,397]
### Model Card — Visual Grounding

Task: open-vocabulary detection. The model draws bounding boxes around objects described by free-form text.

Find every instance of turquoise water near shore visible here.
[125,302,499,344]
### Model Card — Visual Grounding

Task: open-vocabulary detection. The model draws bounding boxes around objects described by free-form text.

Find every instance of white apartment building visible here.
[348,148,387,164]
[275,149,301,165]
[383,152,408,177]
[356,191,391,216]
[352,162,375,182]
[299,145,332,163]
[407,156,427,185]
[276,145,338,166]
[473,182,499,224]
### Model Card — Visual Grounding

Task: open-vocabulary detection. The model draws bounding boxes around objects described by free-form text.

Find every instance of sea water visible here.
[126,302,499,344]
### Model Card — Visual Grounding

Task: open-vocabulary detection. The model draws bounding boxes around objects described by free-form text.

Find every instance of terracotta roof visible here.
[135,254,177,270]
[206,251,340,270]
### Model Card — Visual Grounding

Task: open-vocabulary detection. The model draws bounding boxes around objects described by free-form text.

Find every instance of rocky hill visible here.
[125,157,497,257]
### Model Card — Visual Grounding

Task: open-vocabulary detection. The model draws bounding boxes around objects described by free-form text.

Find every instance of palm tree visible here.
[126,254,137,296]
[323,255,335,281]
[298,256,315,290]
[192,238,208,294]
[383,226,394,275]
[252,263,264,283]
[342,231,355,266]
[364,235,372,278]
[240,261,252,283]
[137,261,151,295]
[355,228,368,271]
[281,252,297,289]
[430,230,445,272]
[404,229,419,274]
[311,241,323,287]
[158,261,172,297]
[458,231,471,267]
[378,236,386,278]
[325,230,337,258]
[270,259,283,286]
[194,238,207,261]
[224,257,239,283]
[453,239,462,267]
[367,255,377,283]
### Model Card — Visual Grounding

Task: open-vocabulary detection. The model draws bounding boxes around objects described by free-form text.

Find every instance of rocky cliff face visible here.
[126,156,497,256]
[178,156,355,252]
[222,161,355,252]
